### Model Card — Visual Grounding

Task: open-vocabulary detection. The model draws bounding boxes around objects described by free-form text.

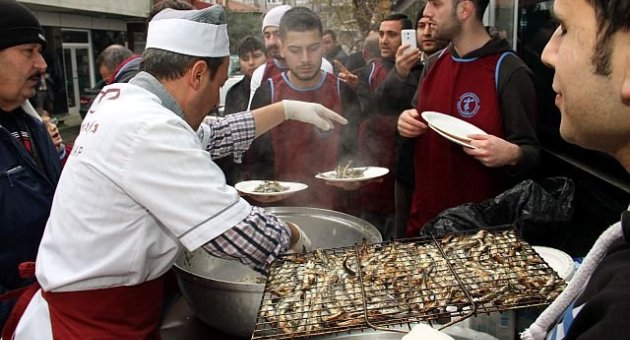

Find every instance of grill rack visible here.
[251,227,566,339]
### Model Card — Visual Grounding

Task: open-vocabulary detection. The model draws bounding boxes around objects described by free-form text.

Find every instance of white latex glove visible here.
[282,99,348,131]
[287,222,312,253]
[402,324,455,340]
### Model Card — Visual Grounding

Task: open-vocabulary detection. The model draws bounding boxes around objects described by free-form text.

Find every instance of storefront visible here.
[20,0,150,117]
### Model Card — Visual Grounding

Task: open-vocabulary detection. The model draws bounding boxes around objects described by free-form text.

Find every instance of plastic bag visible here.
[420,177,575,237]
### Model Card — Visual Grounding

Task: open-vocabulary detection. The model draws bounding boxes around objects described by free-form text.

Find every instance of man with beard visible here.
[247,5,332,110]
[323,29,348,68]
[0,0,60,331]
[397,0,539,236]
[352,13,415,239]
[248,7,361,210]
[375,5,450,238]
[520,0,630,338]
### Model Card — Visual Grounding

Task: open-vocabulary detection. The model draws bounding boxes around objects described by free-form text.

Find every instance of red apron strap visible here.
[42,276,165,340]
[1,262,40,340]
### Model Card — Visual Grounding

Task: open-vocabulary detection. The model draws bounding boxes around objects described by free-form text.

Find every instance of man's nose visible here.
[35,52,47,72]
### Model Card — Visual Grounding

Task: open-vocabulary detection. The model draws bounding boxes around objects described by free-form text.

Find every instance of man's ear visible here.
[458,0,475,21]
[189,60,208,90]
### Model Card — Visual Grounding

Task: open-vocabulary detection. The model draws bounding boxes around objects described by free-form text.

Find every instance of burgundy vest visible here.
[262,59,285,82]
[358,59,396,214]
[407,49,508,235]
[270,72,344,209]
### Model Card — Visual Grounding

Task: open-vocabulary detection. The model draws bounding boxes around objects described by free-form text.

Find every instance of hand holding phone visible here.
[401,29,418,51]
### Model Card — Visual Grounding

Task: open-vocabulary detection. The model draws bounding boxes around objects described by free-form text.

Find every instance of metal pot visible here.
[173,207,382,338]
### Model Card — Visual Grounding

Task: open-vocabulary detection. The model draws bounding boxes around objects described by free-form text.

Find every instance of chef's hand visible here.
[283,100,348,131]
[286,222,312,253]
[398,109,428,137]
[395,45,422,78]
[334,60,359,90]
[463,134,523,168]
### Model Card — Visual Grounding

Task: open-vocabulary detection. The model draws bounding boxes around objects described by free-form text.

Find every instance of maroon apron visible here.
[407,49,507,235]
[270,72,344,209]
[358,59,396,215]
[262,58,285,81]
[2,262,165,340]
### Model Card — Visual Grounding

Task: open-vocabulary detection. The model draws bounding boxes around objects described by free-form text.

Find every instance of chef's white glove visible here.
[282,99,348,131]
[402,324,455,340]
[286,222,312,253]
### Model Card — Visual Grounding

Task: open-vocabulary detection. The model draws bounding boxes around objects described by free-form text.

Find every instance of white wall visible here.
[20,0,152,18]
[33,11,127,31]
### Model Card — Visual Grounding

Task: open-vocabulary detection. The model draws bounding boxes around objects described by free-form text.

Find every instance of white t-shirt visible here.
[35,84,252,292]
[247,58,333,110]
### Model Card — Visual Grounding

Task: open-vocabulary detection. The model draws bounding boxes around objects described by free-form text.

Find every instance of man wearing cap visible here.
[246,4,333,109]
[11,6,346,339]
[0,0,60,333]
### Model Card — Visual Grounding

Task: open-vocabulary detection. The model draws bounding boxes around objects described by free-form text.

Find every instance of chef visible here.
[10,5,346,339]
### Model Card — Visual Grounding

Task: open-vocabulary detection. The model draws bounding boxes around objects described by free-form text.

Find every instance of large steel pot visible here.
[173,207,382,338]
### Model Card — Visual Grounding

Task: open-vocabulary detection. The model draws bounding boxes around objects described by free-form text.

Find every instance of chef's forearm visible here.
[201,206,291,274]
[250,101,285,138]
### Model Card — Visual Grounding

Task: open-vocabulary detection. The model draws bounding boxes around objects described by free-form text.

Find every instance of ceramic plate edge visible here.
[235,180,308,196]
[315,166,389,182]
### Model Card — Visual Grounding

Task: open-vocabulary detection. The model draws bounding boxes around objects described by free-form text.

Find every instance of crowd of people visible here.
[0,0,628,338]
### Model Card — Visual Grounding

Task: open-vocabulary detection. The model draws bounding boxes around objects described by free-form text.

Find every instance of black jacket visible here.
[0,106,60,327]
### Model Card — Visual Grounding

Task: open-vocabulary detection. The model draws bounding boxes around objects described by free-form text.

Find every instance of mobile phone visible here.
[401,29,418,51]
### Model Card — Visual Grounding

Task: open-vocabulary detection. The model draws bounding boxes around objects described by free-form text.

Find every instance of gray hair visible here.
[96,44,133,71]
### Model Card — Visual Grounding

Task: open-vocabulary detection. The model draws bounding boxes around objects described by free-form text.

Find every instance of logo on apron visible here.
[457,92,480,118]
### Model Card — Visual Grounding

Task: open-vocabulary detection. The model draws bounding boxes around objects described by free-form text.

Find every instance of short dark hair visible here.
[468,0,490,22]
[237,36,265,58]
[140,49,225,81]
[382,13,413,30]
[323,29,337,41]
[587,0,630,76]
[96,45,133,71]
[415,4,427,29]
[148,0,194,23]
[279,7,323,39]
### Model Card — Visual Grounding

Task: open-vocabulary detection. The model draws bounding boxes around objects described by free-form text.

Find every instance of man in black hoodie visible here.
[397,0,540,236]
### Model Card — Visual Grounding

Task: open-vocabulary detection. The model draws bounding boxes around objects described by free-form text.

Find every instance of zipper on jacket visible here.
[0,126,54,187]
[1,165,25,187]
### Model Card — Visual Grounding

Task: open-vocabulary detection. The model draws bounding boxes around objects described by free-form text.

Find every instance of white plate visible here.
[421,111,487,142]
[234,180,308,197]
[315,166,389,182]
[429,123,478,149]
[532,246,575,281]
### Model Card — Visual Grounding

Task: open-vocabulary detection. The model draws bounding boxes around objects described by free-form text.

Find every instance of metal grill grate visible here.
[251,228,566,339]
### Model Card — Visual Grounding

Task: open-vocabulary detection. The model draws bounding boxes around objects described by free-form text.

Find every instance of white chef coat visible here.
[247,58,333,110]
[35,83,252,292]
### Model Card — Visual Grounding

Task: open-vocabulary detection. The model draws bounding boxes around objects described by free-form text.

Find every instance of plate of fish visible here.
[421,111,487,147]
[235,180,308,197]
[316,161,389,183]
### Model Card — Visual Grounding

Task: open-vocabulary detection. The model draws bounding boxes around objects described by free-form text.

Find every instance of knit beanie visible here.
[261,5,291,32]
[0,0,46,50]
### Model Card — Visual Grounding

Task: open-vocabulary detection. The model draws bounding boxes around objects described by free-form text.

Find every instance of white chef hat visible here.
[146,5,229,57]
[261,5,291,32]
